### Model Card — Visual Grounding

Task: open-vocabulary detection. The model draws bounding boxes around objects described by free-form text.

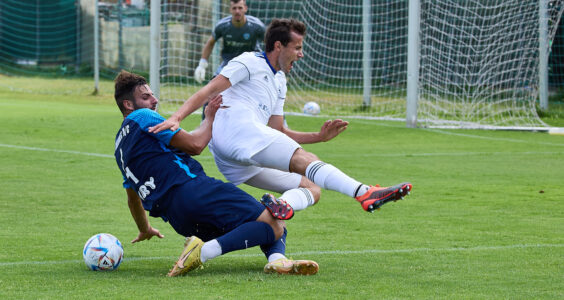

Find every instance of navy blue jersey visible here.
[114,109,205,213]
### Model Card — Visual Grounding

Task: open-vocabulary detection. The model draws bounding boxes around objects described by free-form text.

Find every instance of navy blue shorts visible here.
[162,176,265,241]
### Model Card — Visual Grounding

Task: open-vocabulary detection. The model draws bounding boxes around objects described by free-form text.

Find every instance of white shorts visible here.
[209,130,301,186]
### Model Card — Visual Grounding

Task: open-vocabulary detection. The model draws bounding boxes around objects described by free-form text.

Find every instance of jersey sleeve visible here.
[257,24,266,41]
[255,21,266,50]
[127,109,181,146]
[220,58,251,86]
[212,17,229,40]
[212,26,221,40]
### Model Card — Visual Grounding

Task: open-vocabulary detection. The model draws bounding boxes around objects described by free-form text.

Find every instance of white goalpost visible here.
[150,0,564,130]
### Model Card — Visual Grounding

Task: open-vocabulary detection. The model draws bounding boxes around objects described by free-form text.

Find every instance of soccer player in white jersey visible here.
[151,18,412,217]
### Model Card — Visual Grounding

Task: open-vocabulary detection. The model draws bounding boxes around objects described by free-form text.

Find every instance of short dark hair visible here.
[114,70,147,114]
[230,0,244,4]
[265,18,306,52]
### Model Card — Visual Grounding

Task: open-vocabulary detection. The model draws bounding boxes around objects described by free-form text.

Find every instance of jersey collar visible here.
[262,51,277,74]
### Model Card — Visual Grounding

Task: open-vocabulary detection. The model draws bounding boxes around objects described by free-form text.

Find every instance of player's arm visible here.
[149,75,231,133]
[169,94,222,155]
[201,36,216,61]
[194,36,217,83]
[126,188,164,243]
[268,115,349,144]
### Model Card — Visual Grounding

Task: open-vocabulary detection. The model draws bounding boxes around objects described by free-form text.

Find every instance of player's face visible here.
[230,1,247,24]
[132,84,158,111]
[278,31,304,74]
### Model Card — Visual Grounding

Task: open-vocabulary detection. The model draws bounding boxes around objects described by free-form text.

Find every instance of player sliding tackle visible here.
[113,70,317,276]
[150,18,412,214]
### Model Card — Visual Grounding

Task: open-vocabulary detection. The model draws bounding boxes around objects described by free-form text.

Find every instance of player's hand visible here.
[318,119,348,142]
[194,59,208,84]
[204,94,222,120]
[131,226,164,243]
[148,116,180,134]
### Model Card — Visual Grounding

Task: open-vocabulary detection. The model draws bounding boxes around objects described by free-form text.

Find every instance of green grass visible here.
[1,77,563,299]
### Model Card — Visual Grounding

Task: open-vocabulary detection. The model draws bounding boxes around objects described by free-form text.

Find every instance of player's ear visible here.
[274,40,282,51]
[123,99,134,111]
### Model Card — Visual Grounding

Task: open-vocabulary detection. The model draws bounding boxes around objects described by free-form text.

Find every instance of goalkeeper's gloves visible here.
[194,58,208,84]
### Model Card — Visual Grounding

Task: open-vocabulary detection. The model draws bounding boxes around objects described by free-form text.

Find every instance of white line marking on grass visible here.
[325,151,564,158]
[284,243,564,257]
[0,144,213,160]
[1,243,562,267]
[2,143,560,160]
[427,129,564,147]
[0,143,113,158]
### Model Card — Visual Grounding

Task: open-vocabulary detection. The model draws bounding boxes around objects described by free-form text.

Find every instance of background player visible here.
[150,18,412,216]
[194,0,265,84]
[113,70,318,276]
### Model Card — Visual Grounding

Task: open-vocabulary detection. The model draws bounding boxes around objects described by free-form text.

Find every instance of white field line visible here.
[0,143,113,158]
[325,151,563,158]
[426,129,564,147]
[0,143,213,160]
[339,119,564,146]
[0,143,561,159]
[1,243,562,267]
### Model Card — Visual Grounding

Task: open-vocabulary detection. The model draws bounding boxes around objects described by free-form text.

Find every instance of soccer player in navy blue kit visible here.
[113,70,317,276]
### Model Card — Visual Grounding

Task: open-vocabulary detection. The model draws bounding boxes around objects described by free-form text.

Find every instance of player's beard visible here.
[133,101,156,111]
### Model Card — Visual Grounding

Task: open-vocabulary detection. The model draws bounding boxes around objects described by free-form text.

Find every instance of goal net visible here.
[157,0,408,118]
[156,0,564,129]
[417,0,564,129]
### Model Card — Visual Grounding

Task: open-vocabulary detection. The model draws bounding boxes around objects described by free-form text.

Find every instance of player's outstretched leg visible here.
[355,182,412,213]
[167,236,204,277]
[264,258,319,275]
[260,193,294,220]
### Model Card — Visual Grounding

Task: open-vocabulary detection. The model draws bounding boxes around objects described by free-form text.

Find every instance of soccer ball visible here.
[303,101,321,115]
[83,233,124,271]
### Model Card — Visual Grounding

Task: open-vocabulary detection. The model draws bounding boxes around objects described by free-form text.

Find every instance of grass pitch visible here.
[0,76,563,299]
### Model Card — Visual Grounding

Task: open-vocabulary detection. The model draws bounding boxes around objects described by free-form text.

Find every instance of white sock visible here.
[305,160,367,198]
[267,253,287,263]
[200,239,222,263]
[280,188,315,211]
[355,184,371,198]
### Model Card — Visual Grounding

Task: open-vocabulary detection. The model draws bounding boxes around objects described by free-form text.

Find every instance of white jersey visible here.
[220,52,286,123]
[209,52,297,184]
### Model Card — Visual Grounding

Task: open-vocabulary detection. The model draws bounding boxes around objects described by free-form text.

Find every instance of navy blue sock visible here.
[260,227,287,258]
[216,221,275,254]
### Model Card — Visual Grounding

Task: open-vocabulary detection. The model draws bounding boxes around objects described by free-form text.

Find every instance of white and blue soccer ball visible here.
[83,233,123,271]
[303,101,321,115]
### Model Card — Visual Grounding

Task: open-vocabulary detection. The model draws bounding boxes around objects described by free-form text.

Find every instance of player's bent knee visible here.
[290,149,320,174]
[296,148,319,162]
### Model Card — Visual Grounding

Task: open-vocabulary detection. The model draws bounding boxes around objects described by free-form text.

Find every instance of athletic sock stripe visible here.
[307,161,326,180]
[353,184,363,198]
[298,188,314,206]
[306,162,320,179]
[306,163,316,179]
